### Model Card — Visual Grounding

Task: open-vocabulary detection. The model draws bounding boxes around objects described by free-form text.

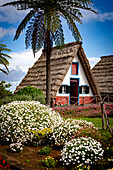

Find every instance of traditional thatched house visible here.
[92,55,113,101]
[15,41,101,105]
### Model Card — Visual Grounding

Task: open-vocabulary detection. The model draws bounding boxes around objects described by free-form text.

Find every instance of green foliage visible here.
[41,156,57,168]
[38,146,51,155]
[0,81,12,99]
[0,41,11,75]
[0,94,32,106]
[27,128,53,146]
[17,86,46,104]
[13,94,32,101]
[25,159,30,163]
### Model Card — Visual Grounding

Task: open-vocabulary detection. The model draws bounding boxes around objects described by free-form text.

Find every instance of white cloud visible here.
[0,1,29,23]
[1,49,42,92]
[0,27,15,38]
[9,49,42,73]
[88,57,100,68]
[99,12,113,22]
[81,9,113,22]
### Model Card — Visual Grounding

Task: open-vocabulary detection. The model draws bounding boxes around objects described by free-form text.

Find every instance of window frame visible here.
[71,62,79,75]
[79,85,89,94]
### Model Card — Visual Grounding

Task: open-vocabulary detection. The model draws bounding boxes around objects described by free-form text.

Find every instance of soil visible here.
[0,143,113,170]
[0,144,67,170]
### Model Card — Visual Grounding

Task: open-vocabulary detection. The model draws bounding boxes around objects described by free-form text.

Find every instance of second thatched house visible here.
[15,41,101,105]
[92,55,113,101]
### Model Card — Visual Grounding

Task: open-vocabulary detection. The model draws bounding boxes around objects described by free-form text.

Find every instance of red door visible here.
[70,79,79,104]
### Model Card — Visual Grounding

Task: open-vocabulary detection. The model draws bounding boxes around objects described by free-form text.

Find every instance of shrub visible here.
[16,86,46,104]
[10,143,23,153]
[13,94,32,101]
[0,95,32,107]
[52,118,100,146]
[34,95,46,105]
[60,137,104,167]
[0,101,63,145]
[41,156,57,168]
[38,146,51,155]
[27,128,53,146]
[0,81,12,99]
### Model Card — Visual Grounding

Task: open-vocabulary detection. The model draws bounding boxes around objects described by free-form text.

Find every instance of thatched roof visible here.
[15,41,101,99]
[92,55,113,95]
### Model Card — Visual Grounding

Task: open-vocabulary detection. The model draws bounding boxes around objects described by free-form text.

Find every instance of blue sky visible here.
[0,0,113,92]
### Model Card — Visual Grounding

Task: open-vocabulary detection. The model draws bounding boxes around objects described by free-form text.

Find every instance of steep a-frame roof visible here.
[15,41,101,99]
[92,55,113,95]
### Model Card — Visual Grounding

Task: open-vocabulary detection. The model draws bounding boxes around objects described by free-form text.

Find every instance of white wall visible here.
[56,54,93,97]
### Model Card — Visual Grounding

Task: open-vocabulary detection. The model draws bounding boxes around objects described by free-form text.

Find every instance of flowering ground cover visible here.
[53,103,113,118]
[0,101,113,169]
[0,156,10,170]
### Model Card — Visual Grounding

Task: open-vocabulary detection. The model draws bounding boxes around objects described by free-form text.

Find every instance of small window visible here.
[59,85,70,94]
[79,86,89,94]
[72,63,78,75]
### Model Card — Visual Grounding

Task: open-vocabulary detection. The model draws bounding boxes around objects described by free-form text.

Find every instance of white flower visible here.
[60,137,104,166]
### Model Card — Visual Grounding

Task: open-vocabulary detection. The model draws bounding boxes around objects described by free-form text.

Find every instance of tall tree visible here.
[1,0,96,105]
[0,42,11,75]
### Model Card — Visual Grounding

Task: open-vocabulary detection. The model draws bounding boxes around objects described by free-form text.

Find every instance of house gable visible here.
[15,41,101,104]
[92,55,113,95]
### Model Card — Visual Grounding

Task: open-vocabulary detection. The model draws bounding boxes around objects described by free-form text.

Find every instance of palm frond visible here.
[60,9,82,40]
[0,53,12,59]
[54,23,65,48]
[51,11,61,33]
[0,47,11,52]
[0,59,9,73]
[1,1,33,10]
[14,10,35,40]
[0,68,8,75]
[31,15,45,56]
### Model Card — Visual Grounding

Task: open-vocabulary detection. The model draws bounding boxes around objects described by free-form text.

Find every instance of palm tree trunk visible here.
[46,29,51,106]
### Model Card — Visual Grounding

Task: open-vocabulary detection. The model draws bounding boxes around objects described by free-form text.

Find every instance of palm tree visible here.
[0,42,11,75]
[1,0,96,105]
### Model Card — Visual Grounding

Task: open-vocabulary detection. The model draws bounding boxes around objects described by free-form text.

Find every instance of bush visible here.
[16,86,46,104]
[52,118,102,146]
[41,156,57,168]
[0,95,32,107]
[38,146,51,155]
[60,137,104,167]
[0,81,12,99]
[0,101,63,145]
[10,143,23,153]
[34,95,46,105]
[13,94,32,101]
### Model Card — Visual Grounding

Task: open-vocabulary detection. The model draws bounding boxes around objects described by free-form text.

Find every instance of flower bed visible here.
[0,101,107,169]
[60,137,104,166]
[0,156,10,170]
[0,101,63,145]
[53,104,113,118]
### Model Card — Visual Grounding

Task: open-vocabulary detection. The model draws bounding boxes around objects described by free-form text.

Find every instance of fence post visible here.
[108,95,110,103]
[96,96,98,104]
[101,102,105,130]
[83,97,84,106]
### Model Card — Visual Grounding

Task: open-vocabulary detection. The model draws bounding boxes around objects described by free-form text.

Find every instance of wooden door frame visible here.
[70,78,79,105]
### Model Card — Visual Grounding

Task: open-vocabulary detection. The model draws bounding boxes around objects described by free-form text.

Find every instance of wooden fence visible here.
[51,94,113,107]
[51,95,113,137]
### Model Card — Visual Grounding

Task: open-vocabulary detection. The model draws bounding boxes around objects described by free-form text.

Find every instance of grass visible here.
[74,117,113,141]
[75,117,113,128]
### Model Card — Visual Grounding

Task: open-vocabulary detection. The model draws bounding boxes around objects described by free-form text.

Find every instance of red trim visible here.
[53,96,69,106]
[79,96,95,105]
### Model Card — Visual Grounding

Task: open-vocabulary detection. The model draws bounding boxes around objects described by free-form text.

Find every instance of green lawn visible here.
[75,117,113,128]
[75,117,113,140]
